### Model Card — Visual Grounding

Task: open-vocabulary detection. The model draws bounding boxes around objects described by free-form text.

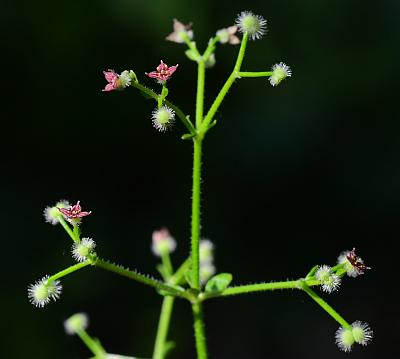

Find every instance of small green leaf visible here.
[181,133,196,140]
[184,270,194,287]
[129,70,138,83]
[305,265,319,279]
[163,341,176,357]
[205,273,233,294]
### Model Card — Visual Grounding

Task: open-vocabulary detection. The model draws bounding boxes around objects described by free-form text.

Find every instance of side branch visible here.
[131,81,195,134]
[95,258,190,300]
[202,278,320,300]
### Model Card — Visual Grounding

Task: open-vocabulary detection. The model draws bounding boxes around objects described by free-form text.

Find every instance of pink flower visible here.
[346,248,370,275]
[59,201,91,224]
[166,18,193,43]
[102,69,119,92]
[146,60,178,83]
[102,69,132,92]
[216,25,240,45]
[151,228,177,257]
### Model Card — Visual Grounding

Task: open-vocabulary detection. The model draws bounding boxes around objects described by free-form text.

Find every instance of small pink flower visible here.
[151,228,177,256]
[102,69,132,92]
[346,248,370,275]
[59,201,91,224]
[166,18,193,43]
[102,69,119,92]
[216,26,240,45]
[146,60,178,83]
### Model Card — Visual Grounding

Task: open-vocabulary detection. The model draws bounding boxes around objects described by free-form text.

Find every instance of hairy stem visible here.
[192,302,208,359]
[95,258,190,300]
[77,329,106,358]
[48,261,91,282]
[302,284,351,329]
[59,216,79,243]
[131,81,195,134]
[238,71,273,77]
[200,32,249,133]
[152,296,175,359]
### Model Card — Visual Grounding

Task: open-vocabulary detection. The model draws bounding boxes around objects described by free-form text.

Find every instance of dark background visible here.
[2,0,399,358]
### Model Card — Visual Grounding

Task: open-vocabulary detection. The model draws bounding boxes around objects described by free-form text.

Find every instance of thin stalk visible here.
[200,32,249,133]
[169,258,190,285]
[196,60,206,128]
[161,251,174,278]
[191,138,202,290]
[302,284,351,329]
[192,302,208,359]
[130,81,195,134]
[48,261,91,282]
[152,296,175,359]
[201,279,320,300]
[238,71,273,77]
[95,258,190,300]
[77,329,106,358]
[59,216,79,243]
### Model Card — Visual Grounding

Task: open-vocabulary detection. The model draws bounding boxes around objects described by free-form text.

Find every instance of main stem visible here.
[191,138,203,290]
[192,302,208,359]
[152,296,175,359]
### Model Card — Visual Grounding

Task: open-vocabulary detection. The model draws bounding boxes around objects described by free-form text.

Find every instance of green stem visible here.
[77,329,106,358]
[191,138,202,290]
[238,71,273,77]
[95,258,190,300]
[48,261,91,282]
[152,296,175,359]
[203,36,220,61]
[169,258,191,285]
[302,284,351,329]
[59,216,79,243]
[202,279,320,300]
[196,60,206,128]
[192,302,208,359]
[161,251,174,278]
[130,81,195,134]
[181,32,201,58]
[200,32,249,133]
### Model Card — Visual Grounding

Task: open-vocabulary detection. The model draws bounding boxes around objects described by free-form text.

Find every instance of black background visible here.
[2,0,399,358]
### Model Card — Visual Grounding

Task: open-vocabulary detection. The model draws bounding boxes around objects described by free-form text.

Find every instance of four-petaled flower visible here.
[166,18,193,44]
[216,26,240,45]
[146,60,178,84]
[59,201,91,224]
[346,248,370,275]
[102,69,132,92]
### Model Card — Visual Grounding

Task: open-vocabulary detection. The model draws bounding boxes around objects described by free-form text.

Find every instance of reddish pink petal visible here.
[146,71,160,79]
[76,211,92,218]
[168,64,179,75]
[59,208,70,215]
[103,70,118,83]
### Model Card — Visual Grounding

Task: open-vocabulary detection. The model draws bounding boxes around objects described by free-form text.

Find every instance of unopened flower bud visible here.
[64,313,89,335]
[199,239,214,263]
[43,200,70,225]
[151,228,177,257]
